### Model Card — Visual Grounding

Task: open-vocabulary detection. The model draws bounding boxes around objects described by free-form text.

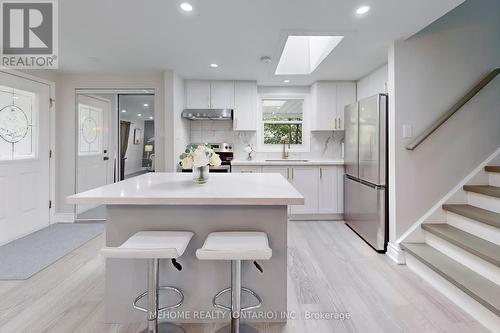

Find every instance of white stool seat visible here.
[101,231,194,259]
[196,232,272,260]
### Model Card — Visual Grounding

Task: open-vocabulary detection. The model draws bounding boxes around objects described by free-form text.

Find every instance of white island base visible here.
[105,204,287,324]
[67,173,303,324]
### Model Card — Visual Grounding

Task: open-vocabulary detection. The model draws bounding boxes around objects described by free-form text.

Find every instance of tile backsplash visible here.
[189,120,343,160]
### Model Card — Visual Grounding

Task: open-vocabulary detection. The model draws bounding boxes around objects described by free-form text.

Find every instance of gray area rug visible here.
[0,223,104,280]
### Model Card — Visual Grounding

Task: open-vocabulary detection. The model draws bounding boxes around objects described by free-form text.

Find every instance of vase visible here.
[192,165,209,184]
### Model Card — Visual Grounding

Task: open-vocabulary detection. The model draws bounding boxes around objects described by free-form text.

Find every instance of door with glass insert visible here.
[76,94,112,218]
[0,72,50,245]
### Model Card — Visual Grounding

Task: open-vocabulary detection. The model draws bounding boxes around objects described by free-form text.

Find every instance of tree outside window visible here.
[262,99,303,145]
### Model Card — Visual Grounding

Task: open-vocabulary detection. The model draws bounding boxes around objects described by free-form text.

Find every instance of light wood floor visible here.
[0,222,488,333]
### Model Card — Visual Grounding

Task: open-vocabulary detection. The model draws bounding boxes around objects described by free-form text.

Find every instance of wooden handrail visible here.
[406,68,500,151]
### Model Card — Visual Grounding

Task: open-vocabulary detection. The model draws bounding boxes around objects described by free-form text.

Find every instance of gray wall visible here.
[390,0,500,241]
[356,64,388,100]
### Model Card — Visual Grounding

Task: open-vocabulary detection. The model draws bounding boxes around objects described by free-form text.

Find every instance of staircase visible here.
[401,165,500,331]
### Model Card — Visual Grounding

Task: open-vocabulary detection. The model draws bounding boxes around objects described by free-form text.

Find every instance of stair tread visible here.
[442,204,500,229]
[401,243,500,316]
[422,224,500,267]
[485,166,500,173]
[463,185,500,198]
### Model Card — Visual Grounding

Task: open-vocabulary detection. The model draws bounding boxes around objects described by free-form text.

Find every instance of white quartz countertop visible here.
[67,173,304,206]
[231,159,344,166]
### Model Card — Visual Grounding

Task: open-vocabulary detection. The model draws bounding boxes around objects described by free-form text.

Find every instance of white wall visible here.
[390,0,500,242]
[356,64,388,100]
[165,70,189,171]
[23,70,165,215]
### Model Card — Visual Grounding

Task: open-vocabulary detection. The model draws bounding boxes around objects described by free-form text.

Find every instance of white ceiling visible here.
[119,95,154,120]
[59,0,464,85]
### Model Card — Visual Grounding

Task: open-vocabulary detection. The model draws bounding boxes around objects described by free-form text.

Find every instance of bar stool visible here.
[101,231,194,333]
[196,232,272,333]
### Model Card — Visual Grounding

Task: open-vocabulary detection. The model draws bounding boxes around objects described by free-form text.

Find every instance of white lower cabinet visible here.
[257,164,344,216]
[231,165,262,173]
[261,166,290,180]
[289,166,319,214]
[318,166,344,214]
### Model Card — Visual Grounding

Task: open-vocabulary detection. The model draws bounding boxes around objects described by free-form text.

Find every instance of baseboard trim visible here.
[54,213,75,223]
[405,253,500,332]
[289,213,343,221]
[386,241,406,264]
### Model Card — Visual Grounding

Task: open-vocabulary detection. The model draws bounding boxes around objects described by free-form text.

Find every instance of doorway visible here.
[0,71,52,245]
[118,94,155,180]
[74,90,155,221]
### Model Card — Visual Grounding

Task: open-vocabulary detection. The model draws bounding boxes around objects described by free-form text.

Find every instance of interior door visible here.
[0,72,50,245]
[76,94,112,216]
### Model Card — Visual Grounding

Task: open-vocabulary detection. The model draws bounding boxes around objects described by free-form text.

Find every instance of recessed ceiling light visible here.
[180,2,193,12]
[210,63,219,68]
[121,109,126,113]
[149,116,153,120]
[275,35,344,75]
[137,113,142,117]
[283,79,290,83]
[356,6,370,15]
[143,103,149,107]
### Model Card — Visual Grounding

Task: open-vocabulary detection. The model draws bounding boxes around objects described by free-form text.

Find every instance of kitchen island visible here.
[67,173,303,324]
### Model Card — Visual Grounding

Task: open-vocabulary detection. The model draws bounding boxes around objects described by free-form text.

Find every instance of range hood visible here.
[182,109,233,120]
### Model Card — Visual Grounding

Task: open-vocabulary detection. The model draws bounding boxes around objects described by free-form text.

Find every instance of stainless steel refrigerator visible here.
[344,94,388,252]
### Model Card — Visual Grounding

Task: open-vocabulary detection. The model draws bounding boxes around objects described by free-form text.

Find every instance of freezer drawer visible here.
[344,176,387,252]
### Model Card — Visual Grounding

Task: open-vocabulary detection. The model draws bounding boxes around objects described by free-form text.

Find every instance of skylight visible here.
[275,35,344,75]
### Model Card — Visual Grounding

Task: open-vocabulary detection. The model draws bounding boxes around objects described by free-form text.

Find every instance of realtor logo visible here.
[1,0,58,68]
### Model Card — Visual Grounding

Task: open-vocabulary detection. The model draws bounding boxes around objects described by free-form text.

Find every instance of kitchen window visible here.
[260,98,306,149]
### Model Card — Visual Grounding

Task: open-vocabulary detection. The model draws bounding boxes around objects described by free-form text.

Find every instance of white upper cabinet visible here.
[210,81,235,109]
[336,82,356,131]
[310,81,356,131]
[233,81,257,131]
[185,80,235,109]
[185,80,211,109]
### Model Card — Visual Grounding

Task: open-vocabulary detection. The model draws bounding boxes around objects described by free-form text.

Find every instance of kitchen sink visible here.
[265,159,310,162]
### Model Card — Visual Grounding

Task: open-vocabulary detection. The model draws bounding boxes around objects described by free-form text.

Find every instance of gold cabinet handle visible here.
[287,168,290,179]
[320,167,323,179]
[338,118,341,129]
[291,168,294,180]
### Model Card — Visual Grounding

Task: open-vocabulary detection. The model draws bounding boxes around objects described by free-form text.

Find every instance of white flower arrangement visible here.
[179,144,222,169]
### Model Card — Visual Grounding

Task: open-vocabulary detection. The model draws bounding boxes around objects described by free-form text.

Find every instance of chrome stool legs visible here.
[135,259,185,333]
[215,260,261,333]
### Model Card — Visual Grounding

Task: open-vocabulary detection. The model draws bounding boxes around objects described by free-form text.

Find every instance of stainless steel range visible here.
[180,143,234,173]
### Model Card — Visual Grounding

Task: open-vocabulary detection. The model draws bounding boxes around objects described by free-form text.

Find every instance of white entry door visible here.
[0,72,51,245]
[76,94,112,215]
